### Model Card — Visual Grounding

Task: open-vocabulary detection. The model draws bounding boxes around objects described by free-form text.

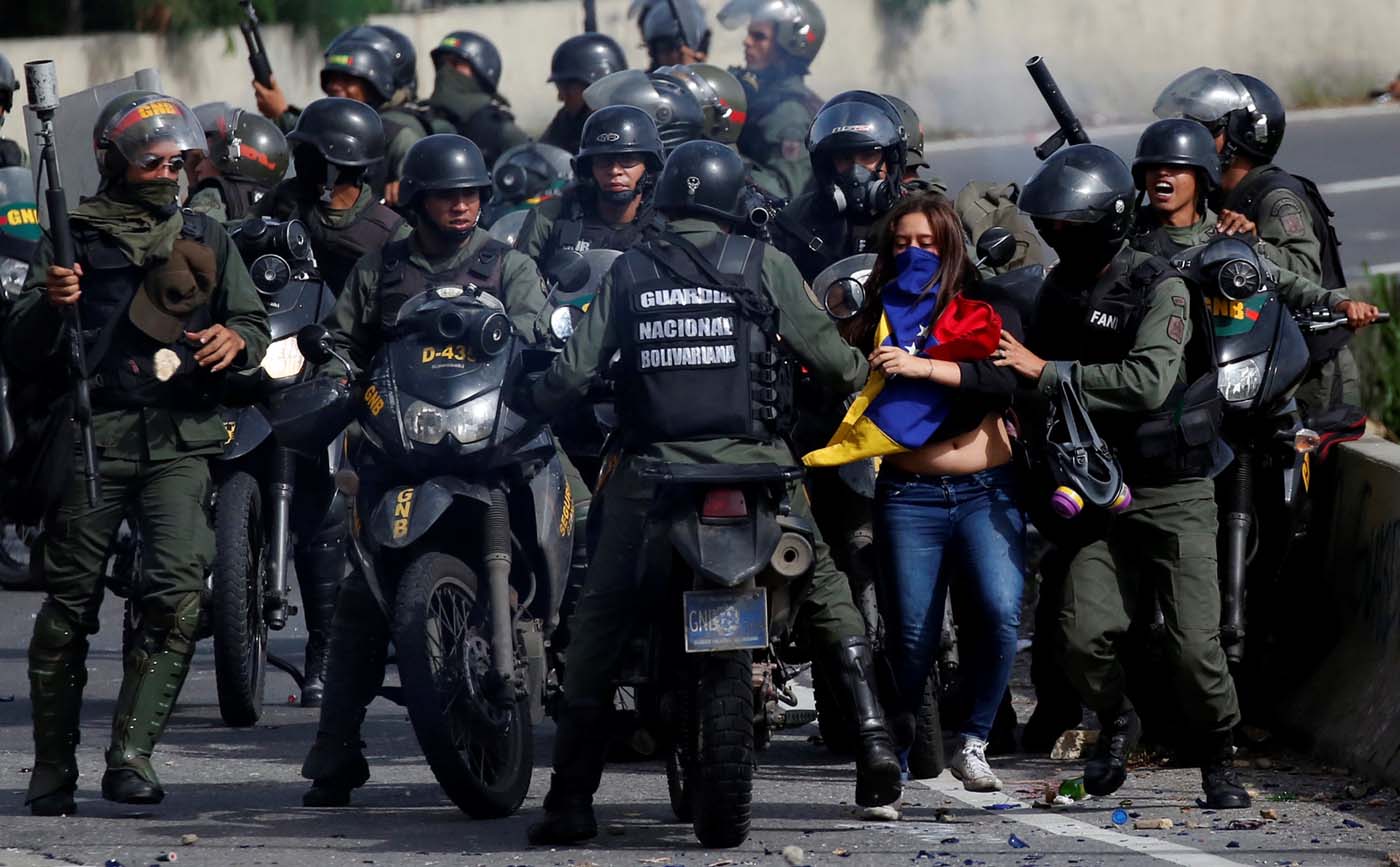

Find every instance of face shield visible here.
[655,64,748,144]
[102,96,208,165]
[1152,67,1252,125]
[718,0,799,30]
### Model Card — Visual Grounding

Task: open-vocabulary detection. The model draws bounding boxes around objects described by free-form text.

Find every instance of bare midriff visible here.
[885,412,1013,478]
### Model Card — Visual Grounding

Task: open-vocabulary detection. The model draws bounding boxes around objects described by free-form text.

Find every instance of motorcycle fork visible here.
[484,487,516,689]
[1218,452,1254,663]
[266,446,297,630]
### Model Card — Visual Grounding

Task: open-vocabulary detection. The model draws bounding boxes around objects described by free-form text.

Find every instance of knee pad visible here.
[30,605,86,666]
[139,592,204,654]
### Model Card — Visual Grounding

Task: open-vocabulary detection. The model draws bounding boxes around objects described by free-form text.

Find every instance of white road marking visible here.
[1317,174,1400,195]
[1361,261,1400,276]
[915,774,1250,867]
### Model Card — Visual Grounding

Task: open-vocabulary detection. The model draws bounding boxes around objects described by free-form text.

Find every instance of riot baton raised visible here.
[1026,56,1090,160]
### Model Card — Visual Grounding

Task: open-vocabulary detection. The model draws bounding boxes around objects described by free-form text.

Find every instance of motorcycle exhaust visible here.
[770,532,814,578]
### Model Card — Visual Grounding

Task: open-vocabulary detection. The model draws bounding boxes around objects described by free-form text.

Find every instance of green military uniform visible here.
[539,106,590,155]
[1029,243,1240,736]
[299,224,546,796]
[425,67,530,168]
[736,71,820,200]
[4,200,269,809]
[530,217,868,709]
[184,184,230,224]
[253,181,411,295]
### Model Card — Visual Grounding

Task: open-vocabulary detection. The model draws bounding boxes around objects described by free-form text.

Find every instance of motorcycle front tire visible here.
[211,470,268,727]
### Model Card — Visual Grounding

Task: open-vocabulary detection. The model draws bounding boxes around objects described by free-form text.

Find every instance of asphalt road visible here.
[0,582,1398,867]
[924,104,1400,282]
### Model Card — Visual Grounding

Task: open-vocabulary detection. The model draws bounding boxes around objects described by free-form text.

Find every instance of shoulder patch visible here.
[1269,196,1308,237]
[1167,315,1186,345]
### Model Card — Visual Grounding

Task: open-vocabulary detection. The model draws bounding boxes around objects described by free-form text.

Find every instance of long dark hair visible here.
[840,193,973,352]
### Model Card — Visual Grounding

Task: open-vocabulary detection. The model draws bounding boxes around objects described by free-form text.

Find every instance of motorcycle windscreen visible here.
[387,291,513,409]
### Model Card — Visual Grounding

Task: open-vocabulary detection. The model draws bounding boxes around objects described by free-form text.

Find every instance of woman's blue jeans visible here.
[874,463,1027,742]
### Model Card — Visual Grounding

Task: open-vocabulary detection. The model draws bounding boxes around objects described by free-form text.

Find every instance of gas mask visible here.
[825,164,896,223]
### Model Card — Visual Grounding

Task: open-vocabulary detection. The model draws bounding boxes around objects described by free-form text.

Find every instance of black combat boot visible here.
[825,636,903,808]
[1084,706,1141,796]
[301,735,370,807]
[527,705,610,845]
[1200,731,1251,809]
[295,535,346,709]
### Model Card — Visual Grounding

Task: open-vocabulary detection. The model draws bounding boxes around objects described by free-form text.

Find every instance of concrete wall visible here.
[0,0,1396,152]
[1282,437,1400,783]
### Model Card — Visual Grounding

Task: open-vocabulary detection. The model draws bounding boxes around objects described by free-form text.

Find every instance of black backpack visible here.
[1228,166,1346,290]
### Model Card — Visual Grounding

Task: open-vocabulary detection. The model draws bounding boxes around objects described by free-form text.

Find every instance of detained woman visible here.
[841,194,1027,792]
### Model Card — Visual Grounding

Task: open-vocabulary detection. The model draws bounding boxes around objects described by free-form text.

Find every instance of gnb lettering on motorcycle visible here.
[392,488,415,540]
[364,385,386,416]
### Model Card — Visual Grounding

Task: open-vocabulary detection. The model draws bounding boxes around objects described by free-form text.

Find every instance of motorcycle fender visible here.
[368,476,493,549]
[669,500,783,588]
[218,406,271,461]
[528,454,573,625]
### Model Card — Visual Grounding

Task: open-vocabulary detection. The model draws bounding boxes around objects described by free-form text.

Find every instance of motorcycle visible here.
[1171,237,1388,712]
[278,281,573,819]
[209,217,344,727]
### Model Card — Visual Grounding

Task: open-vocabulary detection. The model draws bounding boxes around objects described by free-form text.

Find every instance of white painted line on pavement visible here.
[915,774,1248,867]
[1362,261,1400,276]
[1317,175,1400,195]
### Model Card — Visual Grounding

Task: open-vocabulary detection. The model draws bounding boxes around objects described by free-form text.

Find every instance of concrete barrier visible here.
[1281,436,1400,783]
[1,0,1397,160]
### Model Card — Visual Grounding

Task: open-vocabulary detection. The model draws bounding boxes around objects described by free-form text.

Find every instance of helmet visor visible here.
[807,95,902,155]
[106,97,208,163]
[1152,67,1252,125]
[583,69,664,116]
[1020,148,1131,223]
[718,0,799,29]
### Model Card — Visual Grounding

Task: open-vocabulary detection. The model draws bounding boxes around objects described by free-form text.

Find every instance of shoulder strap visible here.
[178,209,210,243]
[467,237,509,283]
[379,236,413,287]
[1126,256,1176,294]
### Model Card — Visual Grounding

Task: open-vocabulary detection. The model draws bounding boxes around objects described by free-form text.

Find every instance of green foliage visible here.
[1354,271,1400,438]
[6,0,393,39]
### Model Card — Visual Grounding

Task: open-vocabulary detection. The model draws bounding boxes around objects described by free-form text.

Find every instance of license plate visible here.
[683,588,768,653]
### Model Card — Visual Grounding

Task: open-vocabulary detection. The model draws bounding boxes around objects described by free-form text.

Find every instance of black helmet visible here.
[371,24,419,97]
[1132,118,1222,191]
[583,70,705,155]
[0,53,17,116]
[1020,144,1135,246]
[287,97,386,167]
[654,140,748,224]
[643,0,712,52]
[549,34,629,86]
[808,90,906,175]
[883,94,927,170]
[654,63,748,144]
[322,40,397,106]
[93,91,207,178]
[398,134,493,208]
[431,31,504,96]
[197,103,290,187]
[575,105,666,175]
[1226,73,1285,162]
[492,143,574,204]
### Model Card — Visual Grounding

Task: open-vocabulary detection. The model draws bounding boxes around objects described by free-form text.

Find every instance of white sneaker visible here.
[950,737,1003,792]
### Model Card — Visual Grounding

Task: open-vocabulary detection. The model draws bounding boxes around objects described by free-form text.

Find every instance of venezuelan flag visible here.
[803,258,1002,467]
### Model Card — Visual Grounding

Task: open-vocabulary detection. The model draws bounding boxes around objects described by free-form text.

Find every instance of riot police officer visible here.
[0,54,22,168]
[541,34,630,154]
[1152,68,1379,414]
[523,140,902,844]
[426,31,530,167]
[640,0,712,69]
[771,90,907,282]
[517,106,667,266]
[4,91,269,814]
[299,134,548,807]
[253,97,409,296]
[996,143,1249,810]
[718,0,826,199]
[187,103,289,223]
[583,69,708,156]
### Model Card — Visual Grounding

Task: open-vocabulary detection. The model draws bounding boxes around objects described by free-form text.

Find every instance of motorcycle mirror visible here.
[823,277,867,321]
[975,227,1017,270]
[296,324,335,365]
[543,250,591,295]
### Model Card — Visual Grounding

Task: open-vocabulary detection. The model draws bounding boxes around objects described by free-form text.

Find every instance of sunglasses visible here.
[137,153,187,172]
[593,155,644,170]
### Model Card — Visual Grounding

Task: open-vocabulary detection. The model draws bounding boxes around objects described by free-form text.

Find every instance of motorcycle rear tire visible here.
[394,552,532,819]
[908,671,946,779]
[693,650,754,849]
[211,471,267,728]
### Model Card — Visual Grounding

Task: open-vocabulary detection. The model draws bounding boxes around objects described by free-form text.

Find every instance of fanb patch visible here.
[1271,198,1308,238]
[1167,315,1186,345]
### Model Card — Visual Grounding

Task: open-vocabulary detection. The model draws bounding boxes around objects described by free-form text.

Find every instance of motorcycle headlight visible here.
[0,256,29,299]
[260,336,306,380]
[1218,355,1264,403]
[403,393,499,446]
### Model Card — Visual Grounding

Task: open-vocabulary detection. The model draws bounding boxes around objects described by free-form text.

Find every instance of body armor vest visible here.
[314,202,404,297]
[199,175,269,222]
[542,188,664,262]
[1033,253,1222,486]
[75,211,221,410]
[1223,164,1346,290]
[377,234,509,330]
[613,232,789,447]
